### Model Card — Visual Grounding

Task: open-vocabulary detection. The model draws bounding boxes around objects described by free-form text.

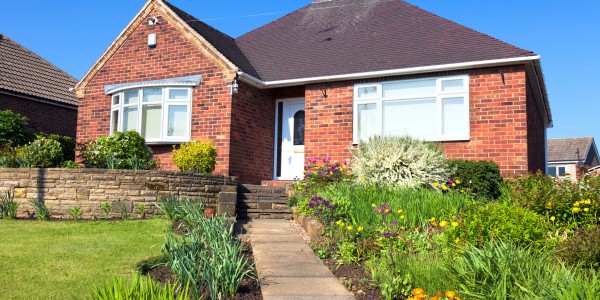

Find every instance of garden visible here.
[292,136,600,300]
[0,195,258,299]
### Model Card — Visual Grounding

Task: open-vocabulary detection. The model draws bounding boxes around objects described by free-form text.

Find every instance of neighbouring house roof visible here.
[0,34,78,106]
[548,137,596,162]
[235,0,536,82]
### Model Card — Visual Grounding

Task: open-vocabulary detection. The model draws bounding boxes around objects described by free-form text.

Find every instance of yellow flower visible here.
[446,291,456,299]
[461,189,465,193]
[412,288,424,296]
[452,221,459,227]
[347,225,353,231]
[454,238,460,244]
[335,220,342,225]
[400,215,405,219]
[550,216,555,221]
[584,208,590,212]
[584,199,592,205]
[433,182,440,187]
[452,183,456,187]
[439,221,448,227]
[455,179,461,184]
[397,209,403,214]
[441,184,448,191]
[371,203,376,207]
[545,201,552,209]
[357,226,363,232]
[384,208,390,214]
[573,207,581,213]
[574,201,580,207]
[429,217,436,222]
[430,297,440,300]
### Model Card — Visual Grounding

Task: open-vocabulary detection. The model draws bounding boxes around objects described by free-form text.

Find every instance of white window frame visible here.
[353,75,470,143]
[110,87,192,144]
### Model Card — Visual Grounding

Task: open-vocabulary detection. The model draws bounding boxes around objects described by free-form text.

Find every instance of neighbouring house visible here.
[547,137,599,180]
[0,34,78,138]
[74,0,552,183]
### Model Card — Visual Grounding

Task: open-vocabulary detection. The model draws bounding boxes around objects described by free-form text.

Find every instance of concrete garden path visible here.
[248,219,355,300]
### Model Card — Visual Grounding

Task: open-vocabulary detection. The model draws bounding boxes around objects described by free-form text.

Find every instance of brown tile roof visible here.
[235,0,536,81]
[0,34,78,106]
[548,137,594,162]
[164,0,259,78]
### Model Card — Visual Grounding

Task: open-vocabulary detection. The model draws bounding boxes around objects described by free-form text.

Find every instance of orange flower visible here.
[445,291,456,299]
[412,288,424,296]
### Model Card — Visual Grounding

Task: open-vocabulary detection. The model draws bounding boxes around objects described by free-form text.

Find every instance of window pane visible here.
[112,95,120,106]
[383,99,436,140]
[548,167,557,177]
[357,103,377,141]
[167,105,188,137]
[558,167,566,176]
[441,79,465,92]
[143,88,162,103]
[293,110,305,146]
[442,97,467,137]
[142,105,162,139]
[111,110,119,133]
[168,89,189,100]
[124,90,139,105]
[357,86,378,99]
[383,79,435,99]
[123,107,138,131]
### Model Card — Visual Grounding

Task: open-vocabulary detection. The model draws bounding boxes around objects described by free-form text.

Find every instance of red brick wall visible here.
[77,10,233,174]
[526,77,546,173]
[304,66,539,177]
[229,81,275,183]
[0,92,77,138]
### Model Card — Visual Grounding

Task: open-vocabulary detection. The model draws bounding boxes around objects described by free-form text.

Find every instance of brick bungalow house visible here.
[74,0,552,184]
[0,34,78,138]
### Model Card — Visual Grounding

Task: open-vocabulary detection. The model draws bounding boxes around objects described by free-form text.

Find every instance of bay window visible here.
[110,87,191,143]
[353,75,469,142]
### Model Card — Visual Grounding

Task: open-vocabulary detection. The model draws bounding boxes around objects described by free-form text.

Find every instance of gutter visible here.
[238,55,541,88]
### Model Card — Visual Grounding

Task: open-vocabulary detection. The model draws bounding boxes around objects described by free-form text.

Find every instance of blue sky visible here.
[3,1,598,140]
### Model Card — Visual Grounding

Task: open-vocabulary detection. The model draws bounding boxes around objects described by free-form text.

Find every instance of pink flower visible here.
[323,157,331,163]
[308,157,318,164]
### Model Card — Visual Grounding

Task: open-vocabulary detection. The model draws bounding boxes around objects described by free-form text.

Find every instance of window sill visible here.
[146,140,189,146]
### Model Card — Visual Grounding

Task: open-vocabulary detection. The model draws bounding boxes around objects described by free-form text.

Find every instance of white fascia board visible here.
[238,56,540,89]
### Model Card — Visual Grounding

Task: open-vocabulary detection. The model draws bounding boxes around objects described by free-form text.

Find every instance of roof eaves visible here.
[239,55,541,89]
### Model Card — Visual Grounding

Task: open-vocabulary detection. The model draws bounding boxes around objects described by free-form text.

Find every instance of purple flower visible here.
[308,157,318,164]
[374,203,392,215]
[389,221,398,227]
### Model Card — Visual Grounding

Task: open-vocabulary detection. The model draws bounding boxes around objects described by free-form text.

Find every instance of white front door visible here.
[277,99,305,180]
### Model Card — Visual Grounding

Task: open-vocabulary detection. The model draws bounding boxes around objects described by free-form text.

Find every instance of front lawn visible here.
[0,219,166,299]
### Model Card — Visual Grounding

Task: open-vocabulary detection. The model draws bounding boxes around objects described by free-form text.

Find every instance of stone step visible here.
[238,192,288,200]
[238,185,287,194]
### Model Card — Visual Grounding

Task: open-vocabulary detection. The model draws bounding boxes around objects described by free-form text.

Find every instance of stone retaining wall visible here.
[0,168,237,219]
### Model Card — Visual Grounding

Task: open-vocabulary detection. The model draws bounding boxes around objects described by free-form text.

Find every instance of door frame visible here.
[273,97,305,180]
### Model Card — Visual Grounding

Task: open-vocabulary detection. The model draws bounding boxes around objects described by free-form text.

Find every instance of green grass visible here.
[0,219,167,300]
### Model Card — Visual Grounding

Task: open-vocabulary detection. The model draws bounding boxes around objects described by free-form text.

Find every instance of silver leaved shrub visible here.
[350,135,448,188]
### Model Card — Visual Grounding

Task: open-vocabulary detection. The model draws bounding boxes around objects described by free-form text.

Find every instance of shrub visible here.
[0,190,19,219]
[446,159,502,200]
[0,110,34,148]
[503,173,599,230]
[446,201,548,247]
[47,134,75,162]
[79,131,157,170]
[557,225,600,269]
[350,136,448,188]
[172,139,217,174]
[15,134,63,168]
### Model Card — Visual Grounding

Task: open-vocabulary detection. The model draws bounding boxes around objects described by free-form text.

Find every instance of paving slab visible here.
[249,219,355,300]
